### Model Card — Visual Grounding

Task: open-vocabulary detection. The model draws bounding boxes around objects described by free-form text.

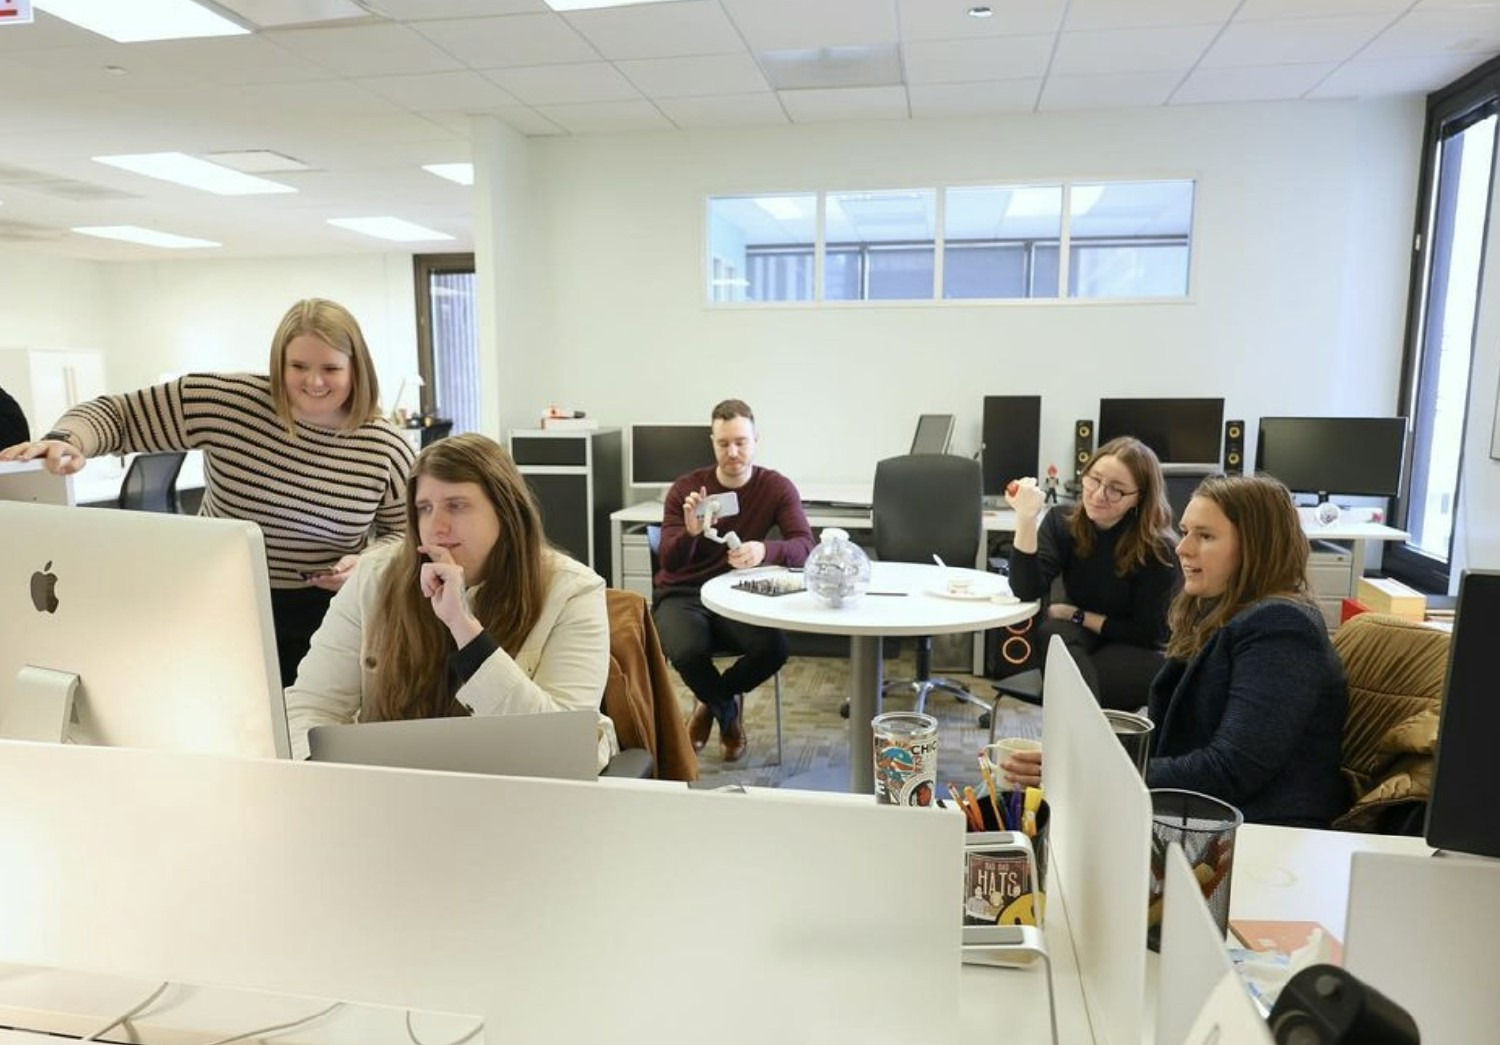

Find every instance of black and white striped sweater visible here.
[54,373,415,589]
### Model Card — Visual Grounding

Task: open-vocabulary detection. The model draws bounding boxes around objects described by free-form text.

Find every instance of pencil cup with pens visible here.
[958,774,1051,954]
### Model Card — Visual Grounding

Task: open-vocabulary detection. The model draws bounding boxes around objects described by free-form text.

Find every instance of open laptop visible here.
[306,710,599,781]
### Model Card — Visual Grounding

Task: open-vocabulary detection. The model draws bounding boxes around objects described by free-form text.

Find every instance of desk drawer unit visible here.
[1308,542,1354,630]
[621,532,653,598]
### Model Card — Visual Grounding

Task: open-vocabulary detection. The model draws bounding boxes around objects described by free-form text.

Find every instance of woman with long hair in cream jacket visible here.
[286,433,617,769]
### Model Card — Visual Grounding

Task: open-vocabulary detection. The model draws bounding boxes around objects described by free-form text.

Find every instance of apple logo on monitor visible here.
[30,560,59,614]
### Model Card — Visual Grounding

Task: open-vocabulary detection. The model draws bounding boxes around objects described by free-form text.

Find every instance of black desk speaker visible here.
[1073,419,1094,481]
[1224,419,1245,475]
[1267,965,1419,1045]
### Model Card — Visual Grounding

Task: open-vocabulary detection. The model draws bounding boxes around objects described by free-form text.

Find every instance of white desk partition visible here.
[1041,637,1152,1045]
[1345,851,1500,1043]
[0,742,964,1045]
[1157,845,1274,1045]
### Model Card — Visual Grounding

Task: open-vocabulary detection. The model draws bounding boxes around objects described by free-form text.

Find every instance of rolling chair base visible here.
[980,668,1044,737]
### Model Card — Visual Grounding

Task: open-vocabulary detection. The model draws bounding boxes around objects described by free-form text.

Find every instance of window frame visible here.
[705,179,1196,307]
[1387,56,1500,594]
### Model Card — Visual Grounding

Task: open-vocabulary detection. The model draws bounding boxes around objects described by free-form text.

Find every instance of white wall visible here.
[97,255,420,405]
[502,98,1424,486]
[0,247,109,353]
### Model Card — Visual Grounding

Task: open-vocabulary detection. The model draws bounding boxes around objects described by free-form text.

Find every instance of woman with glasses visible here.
[1004,436,1180,709]
[1003,474,1348,828]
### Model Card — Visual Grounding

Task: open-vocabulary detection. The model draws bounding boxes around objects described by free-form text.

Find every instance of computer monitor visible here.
[1162,468,1217,529]
[1425,569,1500,858]
[628,423,714,487]
[980,396,1041,497]
[1254,416,1406,501]
[910,413,955,455]
[0,502,289,758]
[1097,398,1224,468]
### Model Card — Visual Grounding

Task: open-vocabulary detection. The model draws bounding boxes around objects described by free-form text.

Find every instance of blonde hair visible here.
[1068,436,1177,575]
[1165,473,1315,660]
[267,298,381,435]
[367,434,552,722]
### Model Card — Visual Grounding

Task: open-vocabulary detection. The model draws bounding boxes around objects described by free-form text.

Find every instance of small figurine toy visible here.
[1042,464,1060,505]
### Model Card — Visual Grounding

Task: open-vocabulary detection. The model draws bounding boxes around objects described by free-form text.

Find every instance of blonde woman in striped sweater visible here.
[1,299,416,685]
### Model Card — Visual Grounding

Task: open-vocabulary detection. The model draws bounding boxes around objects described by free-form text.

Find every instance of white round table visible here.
[700,561,1038,793]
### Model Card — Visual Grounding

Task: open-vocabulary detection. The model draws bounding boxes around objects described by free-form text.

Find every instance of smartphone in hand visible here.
[300,568,335,580]
[695,490,740,519]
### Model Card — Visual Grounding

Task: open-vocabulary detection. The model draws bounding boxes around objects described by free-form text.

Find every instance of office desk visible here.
[702,563,1038,793]
[70,450,206,507]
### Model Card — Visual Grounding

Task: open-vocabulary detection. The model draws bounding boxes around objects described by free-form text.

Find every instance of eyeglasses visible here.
[1081,473,1138,504]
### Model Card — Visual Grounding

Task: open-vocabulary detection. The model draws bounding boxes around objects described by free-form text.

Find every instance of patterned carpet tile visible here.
[671,653,1043,792]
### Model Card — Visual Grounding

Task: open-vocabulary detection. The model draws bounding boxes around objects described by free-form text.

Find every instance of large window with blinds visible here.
[1388,58,1500,593]
[414,253,478,438]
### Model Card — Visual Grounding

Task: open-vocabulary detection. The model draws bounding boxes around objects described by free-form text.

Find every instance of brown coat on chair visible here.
[603,589,699,782]
[1331,612,1448,832]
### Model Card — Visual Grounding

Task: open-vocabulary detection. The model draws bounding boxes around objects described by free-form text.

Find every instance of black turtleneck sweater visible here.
[1007,509,1179,648]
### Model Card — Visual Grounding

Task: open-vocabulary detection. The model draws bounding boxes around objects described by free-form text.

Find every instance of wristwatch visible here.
[42,429,78,447]
[1071,608,1086,626]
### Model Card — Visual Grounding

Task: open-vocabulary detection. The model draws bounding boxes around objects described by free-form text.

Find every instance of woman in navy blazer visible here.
[1003,474,1349,827]
[1148,474,1348,827]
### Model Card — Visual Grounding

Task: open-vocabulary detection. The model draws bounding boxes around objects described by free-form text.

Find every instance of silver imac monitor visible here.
[0,502,290,758]
[628,422,714,488]
[910,413,955,454]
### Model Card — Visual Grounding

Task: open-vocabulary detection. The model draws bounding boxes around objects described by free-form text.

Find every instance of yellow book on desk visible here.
[1355,576,1426,621]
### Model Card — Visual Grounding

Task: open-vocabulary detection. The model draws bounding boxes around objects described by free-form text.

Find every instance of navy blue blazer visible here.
[1147,598,1348,828]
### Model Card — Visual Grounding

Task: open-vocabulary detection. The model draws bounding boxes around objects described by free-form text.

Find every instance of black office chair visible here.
[867,453,987,717]
[646,524,783,765]
[420,419,454,447]
[118,452,186,513]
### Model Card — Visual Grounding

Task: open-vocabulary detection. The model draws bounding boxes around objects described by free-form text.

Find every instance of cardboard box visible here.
[1355,576,1427,621]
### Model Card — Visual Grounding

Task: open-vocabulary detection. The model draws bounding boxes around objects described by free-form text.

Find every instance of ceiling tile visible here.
[1064,0,1239,31]
[0,11,105,50]
[565,1,745,60]
[758,45,902,90]
[1201,15,1395,66]
[532,99,673,133]
[897,0,1067,41]
[215,0,373,28]
[1170,62,1338,104]
[475,107,566,136]
[907,79,1042,116]
[365,0,545,16]
[1037,71,1181,110]
[265,23,464,77]
[1235,0,1412,19]
[1053,25,1221,75]
[721,0,900,52]
[353,71,520,111]
[654,92,789,128]
[1361,8,1500,59]
[486,62,642,106]
[412,13,598,69]
[903,35,1054,84]
[1309,51,1498,95]
[134,36,340,86]
[617,53,768,98]
[778,85,910,123]
[0,45,209,93]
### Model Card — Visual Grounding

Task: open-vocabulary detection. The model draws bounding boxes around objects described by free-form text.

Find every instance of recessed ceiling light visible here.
[423,163,474,186]
[542,0,678,10]
[94,152,296,195]
[72,226,220,249]
[327,217,455,243]
[967,5,994,17]
[35,0,248,43]
[205,150,312,174]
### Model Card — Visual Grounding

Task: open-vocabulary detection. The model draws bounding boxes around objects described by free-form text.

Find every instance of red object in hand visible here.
[1006,480,1020,496]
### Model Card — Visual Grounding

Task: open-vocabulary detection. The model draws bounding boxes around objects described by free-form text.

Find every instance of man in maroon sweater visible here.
[653,399,814,762]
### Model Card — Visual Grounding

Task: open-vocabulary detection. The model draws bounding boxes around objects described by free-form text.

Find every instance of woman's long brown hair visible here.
[1068,436,1176,576]
[1166,473,1315,660]
[368,434,551,721]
